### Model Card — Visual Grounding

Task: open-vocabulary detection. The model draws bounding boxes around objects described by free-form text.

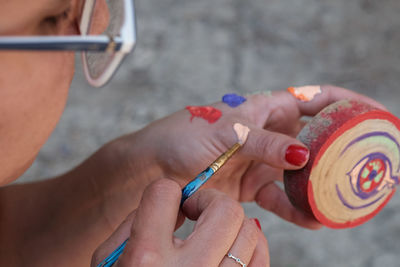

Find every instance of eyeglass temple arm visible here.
[0,36,122,51]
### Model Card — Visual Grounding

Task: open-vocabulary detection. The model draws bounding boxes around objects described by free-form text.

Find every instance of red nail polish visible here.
[252,218,262,230]
[285,145,309,166]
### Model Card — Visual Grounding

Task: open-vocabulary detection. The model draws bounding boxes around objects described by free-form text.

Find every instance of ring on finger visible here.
[226,252,246,267]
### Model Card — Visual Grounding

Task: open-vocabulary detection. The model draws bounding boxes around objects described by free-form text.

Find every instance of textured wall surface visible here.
[22,0,400,266]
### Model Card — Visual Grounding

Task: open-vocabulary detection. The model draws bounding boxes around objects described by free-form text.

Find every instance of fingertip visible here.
[142,179,183,208]
[146,178,182,197]
[298,214,324,230]
[182,188,231,220]
[310,223,324,230]
[130,178,182,244]
[256,182,323,230]
[251,218,262,231]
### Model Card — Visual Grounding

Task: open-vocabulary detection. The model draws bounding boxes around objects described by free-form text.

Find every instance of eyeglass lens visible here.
[82,0,125,82]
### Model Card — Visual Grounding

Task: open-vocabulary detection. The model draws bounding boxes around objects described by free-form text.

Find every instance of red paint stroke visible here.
[185,106,222,124]
[359,158,386,193]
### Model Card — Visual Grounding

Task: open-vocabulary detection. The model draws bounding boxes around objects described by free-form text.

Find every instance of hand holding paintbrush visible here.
[93,178,269,267]
[96,123,250,266]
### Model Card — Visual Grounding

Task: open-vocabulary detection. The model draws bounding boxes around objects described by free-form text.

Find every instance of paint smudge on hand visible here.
[186,106,222,123]
[233,123,250,145]
[222,93,247,107]
[287,85,322,102]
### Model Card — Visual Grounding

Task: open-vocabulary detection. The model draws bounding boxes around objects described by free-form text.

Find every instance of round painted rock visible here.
[284,100,400,228]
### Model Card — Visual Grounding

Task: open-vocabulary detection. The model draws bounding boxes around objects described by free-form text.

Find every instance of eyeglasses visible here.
[0,0,136,87]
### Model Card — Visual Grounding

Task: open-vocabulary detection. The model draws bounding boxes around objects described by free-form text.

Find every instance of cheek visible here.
[0,51,74,184]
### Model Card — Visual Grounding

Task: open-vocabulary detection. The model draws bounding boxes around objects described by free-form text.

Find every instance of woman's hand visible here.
[92,179,269,267]
[112,85,385,230]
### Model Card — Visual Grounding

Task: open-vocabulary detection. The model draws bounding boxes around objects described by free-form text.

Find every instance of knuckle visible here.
[147,179,181,197]
[122,245,163,266]
[257,135,277,160]
[255,137,269,158]
[212,195,244,220]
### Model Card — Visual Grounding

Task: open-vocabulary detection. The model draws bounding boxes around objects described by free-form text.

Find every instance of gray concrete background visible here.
[21,0,400,266]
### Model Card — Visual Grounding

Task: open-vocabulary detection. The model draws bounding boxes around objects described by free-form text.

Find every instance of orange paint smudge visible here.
[288,85,322,102]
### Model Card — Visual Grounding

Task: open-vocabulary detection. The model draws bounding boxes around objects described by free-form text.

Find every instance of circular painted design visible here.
[307,111,400,228]
[358,157,386,194]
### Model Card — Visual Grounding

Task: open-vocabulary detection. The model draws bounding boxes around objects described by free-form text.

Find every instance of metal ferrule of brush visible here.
[209,143,241,172]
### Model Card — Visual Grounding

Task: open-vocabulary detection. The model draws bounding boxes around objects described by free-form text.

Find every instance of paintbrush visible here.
[96,123,250,267]
[181,123,250,205]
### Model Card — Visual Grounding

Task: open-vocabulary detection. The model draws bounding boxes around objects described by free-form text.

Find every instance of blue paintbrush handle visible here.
[96,239,128,267]
[180,167,215,205]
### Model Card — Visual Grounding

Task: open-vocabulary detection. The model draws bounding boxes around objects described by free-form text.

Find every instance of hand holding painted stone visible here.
[284,99,400,228]
[115,85,387,229]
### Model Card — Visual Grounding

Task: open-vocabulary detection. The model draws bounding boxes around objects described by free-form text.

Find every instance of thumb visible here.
[240,126,309,169]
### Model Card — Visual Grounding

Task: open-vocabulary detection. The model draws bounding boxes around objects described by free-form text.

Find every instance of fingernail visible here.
[285,145,309,166]
[252,218,262,230]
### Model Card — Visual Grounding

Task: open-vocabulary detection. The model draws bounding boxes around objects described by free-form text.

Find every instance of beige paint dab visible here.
[233,123,250,145]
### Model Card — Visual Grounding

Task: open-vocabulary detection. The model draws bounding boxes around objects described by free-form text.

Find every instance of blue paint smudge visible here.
[222,93,246,107]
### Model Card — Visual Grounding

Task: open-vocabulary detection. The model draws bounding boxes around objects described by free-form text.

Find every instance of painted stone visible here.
[284,100,400,228]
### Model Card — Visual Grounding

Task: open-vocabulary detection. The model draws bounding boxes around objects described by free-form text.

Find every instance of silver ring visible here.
[227,252,246,267]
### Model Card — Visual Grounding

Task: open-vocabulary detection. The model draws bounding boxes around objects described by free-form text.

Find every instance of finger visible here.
[248,230,270,267]
[255,182,323,230]
[285,118,309,138]
[247,86,387,129]
[240,125,310,169]
[130,179,182,247]
[296,119,309,135]
[281,84,388,117]
[283,118,308,138]
[220,218,259,267]
[240,162,283,202]
[180,189,244,265]
[91,211,137,266]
